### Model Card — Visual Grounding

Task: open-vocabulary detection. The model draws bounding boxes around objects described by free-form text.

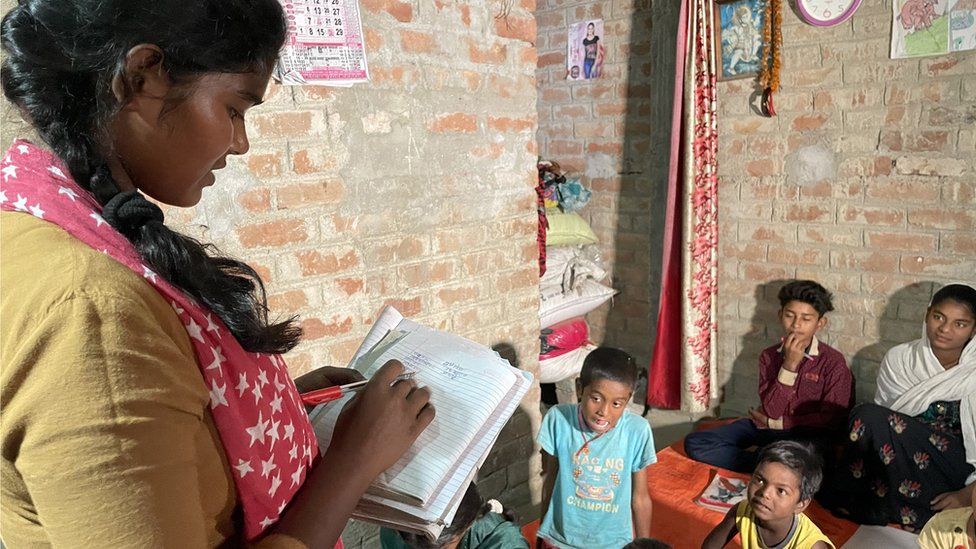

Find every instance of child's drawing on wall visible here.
[891,0,976,57]
[950,0,976,51]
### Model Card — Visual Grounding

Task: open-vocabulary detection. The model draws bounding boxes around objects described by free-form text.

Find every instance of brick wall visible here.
[535,0,677,370]
[716,1,976,415]
[1,1,542,545]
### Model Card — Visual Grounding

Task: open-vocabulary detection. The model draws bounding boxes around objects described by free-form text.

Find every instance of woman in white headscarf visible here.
[821,283,976,531]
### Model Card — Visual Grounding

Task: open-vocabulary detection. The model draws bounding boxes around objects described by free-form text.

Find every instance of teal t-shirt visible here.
[537,404,657,549]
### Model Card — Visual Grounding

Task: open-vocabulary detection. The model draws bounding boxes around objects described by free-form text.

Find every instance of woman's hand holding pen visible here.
[272,360,434,546]
[329,360,435,478]
[293,366,365,412]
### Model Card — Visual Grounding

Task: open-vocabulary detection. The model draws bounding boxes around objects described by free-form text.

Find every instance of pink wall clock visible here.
[795,0,862,26]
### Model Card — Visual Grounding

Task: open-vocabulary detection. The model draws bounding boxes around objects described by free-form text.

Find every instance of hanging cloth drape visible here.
[647,0,719,413]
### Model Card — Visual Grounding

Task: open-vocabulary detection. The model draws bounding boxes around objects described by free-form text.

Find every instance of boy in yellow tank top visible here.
[702,441,833,549]
[918,480,975,549]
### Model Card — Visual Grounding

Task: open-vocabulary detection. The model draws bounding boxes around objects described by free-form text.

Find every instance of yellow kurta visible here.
[918,508,974,549]
[1,213,304,548]
[735,500,834,549]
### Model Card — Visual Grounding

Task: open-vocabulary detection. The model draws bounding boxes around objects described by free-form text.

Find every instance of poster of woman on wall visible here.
[567,19,606,80]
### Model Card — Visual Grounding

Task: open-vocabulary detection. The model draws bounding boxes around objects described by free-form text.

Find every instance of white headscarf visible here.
[874,299,976,485]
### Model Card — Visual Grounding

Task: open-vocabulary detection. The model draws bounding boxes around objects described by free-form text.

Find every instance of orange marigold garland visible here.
[759,0,773,89]
[758,0,782,115]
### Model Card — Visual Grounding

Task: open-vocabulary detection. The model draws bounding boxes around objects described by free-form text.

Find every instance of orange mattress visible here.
[645,445,858,548]
[522,442,861,548]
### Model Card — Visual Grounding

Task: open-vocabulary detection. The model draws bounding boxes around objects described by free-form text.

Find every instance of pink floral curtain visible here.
[647,0,719,413]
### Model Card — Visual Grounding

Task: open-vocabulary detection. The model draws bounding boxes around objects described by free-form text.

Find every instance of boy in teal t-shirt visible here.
[537,347,657,549]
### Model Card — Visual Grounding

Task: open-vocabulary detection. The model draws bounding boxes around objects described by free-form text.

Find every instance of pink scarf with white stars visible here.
[1,139,324,542]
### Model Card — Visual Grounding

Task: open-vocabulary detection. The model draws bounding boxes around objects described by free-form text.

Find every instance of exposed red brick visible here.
[296,249,360,276]
[335,278,364,296]
[268,290,308,313]
[595,101,628,116]
[840,205,904,226]
[768,245,824,266]
[791,114,827,131]
[468,39,508,64]
[301,316,354,340]
[365,28,384,51]
[428,112,478,133]
[291,148,339,175]
[864,231,937,252]
[277,179,344,209]
[246,152,283,178]
[249,261,273,283]
[250,111,312,139]
[830,251,899,273]
[494,12,536,43]
[496,267,538,292]
[908,208,975,230]
[537,51,564,69]
[784,204,832,223]
[487,116,535,132]
[385,297,423,318]
[924,56,959,77]
[554,105,588,118]
[237,219,307,248]
[300,86,336,102]
[360,0,412,22]
[438,285,479,306]
[400,29,436,54]
[746,159,775,177]
[742,263,791,281]
[941,234,976,255]
[237,188,271,213]
[865,179,941,202]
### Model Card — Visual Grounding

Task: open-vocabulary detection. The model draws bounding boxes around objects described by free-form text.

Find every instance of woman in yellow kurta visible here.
[0,1,434,547]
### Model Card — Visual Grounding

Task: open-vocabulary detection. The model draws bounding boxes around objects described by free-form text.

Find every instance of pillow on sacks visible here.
[545,208,597,247]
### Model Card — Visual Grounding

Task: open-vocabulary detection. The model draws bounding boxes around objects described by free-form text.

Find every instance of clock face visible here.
[796,0,862,26]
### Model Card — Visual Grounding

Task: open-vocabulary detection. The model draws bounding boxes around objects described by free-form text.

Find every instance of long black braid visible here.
[1,0,301,354]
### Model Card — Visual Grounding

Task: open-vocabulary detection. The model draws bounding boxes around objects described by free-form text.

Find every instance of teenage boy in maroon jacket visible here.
[684,280,853,473]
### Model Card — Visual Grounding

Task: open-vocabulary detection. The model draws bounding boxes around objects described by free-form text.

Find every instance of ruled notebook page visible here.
[361,369,532,527]
[355,321,517,503]
[312,307,518,504]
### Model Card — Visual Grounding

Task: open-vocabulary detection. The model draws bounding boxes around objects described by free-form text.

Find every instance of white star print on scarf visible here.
[0,140,323,542]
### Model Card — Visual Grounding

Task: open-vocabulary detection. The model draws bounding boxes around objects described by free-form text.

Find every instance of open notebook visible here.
[309,306,533,540]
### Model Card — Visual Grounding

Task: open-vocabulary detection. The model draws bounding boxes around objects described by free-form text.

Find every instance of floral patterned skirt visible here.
[819,401,972,530]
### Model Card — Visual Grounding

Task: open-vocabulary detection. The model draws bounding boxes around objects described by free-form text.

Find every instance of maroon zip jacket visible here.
[758,337,853,431]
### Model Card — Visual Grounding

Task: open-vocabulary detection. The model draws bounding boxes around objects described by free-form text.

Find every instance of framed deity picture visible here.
[714,0,767,81]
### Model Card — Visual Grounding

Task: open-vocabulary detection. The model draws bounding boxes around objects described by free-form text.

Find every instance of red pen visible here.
[300,380,368,406]
[300,371,416,406]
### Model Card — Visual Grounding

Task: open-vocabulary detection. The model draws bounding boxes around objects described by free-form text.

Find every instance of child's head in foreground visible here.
[623,538,672,549]
[777,280,834,345]
[748,441,823,522]
[925,283,976,356]
[397,481,504,549]
[576,347,637,434]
